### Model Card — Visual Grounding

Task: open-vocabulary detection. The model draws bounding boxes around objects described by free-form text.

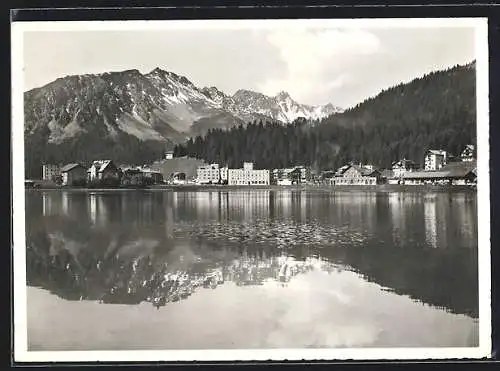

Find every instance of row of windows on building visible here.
[196,163,271,185]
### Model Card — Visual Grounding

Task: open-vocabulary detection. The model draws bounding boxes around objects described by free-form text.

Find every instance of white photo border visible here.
[11,17,491,363]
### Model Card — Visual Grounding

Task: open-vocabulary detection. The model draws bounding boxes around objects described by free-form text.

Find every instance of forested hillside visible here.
[175,62,476,171]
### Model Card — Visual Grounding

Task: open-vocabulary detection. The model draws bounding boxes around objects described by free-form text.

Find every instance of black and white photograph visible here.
[11,17,490,362]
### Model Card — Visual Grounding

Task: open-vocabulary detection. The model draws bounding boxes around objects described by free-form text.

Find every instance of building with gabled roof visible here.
[87,160,119,181]
[329,164,382,186]
[60,163,87,186]
[461,144,476,162]
[391,158,418,178]
[402,160,476,185]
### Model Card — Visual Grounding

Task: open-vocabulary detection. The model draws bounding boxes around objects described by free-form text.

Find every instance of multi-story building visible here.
[228,162,270,185]
[272,166,311,185]
[196,163,221,184]
[220,166,229,184]
[424,150,448,171]
[391,159,418,178]
[42,164,61,181]
[272,168,293,185]
[329,164,381,185]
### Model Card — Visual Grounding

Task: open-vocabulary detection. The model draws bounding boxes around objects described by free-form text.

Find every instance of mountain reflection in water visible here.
[26,190,478,318]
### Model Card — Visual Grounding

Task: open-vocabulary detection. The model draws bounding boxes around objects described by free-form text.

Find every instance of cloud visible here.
[22,26,476,109]
[259,28,381,105]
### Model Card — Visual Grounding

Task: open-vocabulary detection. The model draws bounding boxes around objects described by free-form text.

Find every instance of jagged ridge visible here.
[24,67,341,145]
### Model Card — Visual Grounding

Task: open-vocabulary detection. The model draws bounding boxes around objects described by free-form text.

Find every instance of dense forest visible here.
[175,63,476,171]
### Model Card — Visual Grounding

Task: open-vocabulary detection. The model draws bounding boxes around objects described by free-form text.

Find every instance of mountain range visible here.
[24,67,341,146]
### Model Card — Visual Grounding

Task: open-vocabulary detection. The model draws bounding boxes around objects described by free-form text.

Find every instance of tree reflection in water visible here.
[25,190,478,318]
[26,228,324,310]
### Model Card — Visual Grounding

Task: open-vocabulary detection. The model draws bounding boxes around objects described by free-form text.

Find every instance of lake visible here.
[24,189,479,350]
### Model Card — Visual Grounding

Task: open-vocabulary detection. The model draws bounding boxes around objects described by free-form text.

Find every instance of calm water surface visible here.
[25,189,479,350]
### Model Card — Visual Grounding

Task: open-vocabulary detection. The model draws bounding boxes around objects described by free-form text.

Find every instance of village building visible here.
[87,160,119,181]
[402,161,477,185]
[196,163,221,184]
[319,170,336,184]
[391,159,418,178]
[141,167,164,184]
[424,150,449,170]
[329,164,382,186]
[272,166,311,185]
[380,169,399,184]
[172,172,187,185]
[165,150,174,160]
[335,165,350,176]
[272,168,294,185]
[60,163,87,186]
[120,167,143,185]
[121,166,142,177]
[42,164,62,181]
[276,178,293,186]
[461,144,476,162]
[220,166,229,184]
[292,166,311,183]
[228,162,270,185]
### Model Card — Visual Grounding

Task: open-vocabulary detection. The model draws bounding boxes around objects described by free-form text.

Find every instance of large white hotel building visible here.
[228,162,270,186]
[196,163,221,184]
[196,162,270,185]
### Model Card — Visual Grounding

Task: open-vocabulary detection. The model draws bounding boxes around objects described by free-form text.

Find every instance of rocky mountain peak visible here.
[24,67,343,157]
[275,91,292,100]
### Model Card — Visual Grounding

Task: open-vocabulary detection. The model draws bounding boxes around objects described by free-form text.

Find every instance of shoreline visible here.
[25,184,477,193]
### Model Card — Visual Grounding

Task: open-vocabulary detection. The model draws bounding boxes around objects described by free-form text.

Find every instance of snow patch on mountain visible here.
[24,66,343,145]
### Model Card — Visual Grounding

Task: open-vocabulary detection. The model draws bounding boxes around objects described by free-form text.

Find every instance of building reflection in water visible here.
[26,190,478,318]
[141,193,154,223]
[300,191,307,223]
[451,193,477,245]
[61,192,70,216]
[424,195,438,249]
[423,194,449,249]
[224,191,270,222]
[43,191,60,216]
[218,192,230,221]
[89,193,97,225]
[172,191,178,209]
[194,191,213,220]
[96,195,109,227]
[166,203,174,240]
[278,190,292,219]
[387,193,404,245]
[42,192,49,216]
[329,192,378,234]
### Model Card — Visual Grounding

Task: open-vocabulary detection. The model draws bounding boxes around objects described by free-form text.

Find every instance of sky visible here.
[22,22,476,109]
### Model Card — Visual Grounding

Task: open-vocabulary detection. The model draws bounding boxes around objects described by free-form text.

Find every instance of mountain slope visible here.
[24,67,340,178]
[24,67,340,142]
[176,62,476,171]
